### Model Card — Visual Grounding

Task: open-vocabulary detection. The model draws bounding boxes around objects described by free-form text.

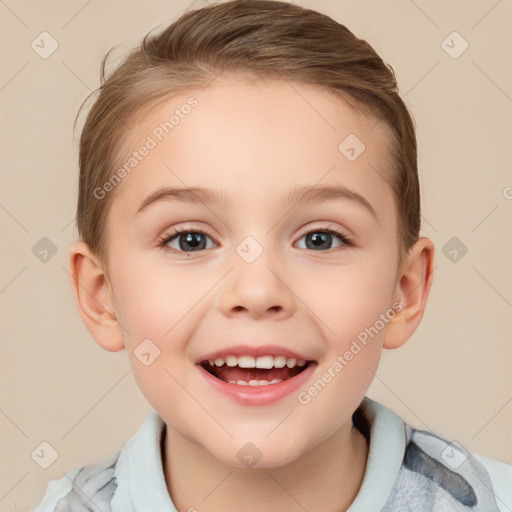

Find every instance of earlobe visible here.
[68,241,125,352]
[383,237,435,349]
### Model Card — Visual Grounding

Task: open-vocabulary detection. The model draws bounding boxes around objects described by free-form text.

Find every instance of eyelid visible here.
[160,225,216,241]
[158,221,352,257]
[294,222,352,243]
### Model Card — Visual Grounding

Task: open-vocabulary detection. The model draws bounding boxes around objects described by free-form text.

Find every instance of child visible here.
[33,1,511,511]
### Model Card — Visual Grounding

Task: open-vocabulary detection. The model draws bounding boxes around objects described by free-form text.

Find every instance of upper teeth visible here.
[207,355,307,369]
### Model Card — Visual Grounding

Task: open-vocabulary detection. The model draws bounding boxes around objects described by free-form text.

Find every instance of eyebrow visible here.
[136,184,377,220]
[136,187,229,213]
[286,185,377,220]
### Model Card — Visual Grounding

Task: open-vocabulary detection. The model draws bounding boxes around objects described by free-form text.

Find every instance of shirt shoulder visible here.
[384,425,512,512]
[31,408,174,512]
[347,398,511,512]
[30,453,120,512]
[473,454,512,510]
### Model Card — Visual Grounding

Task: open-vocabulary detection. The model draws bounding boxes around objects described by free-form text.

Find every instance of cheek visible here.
[111,259,202,343]
[295,263,393,432]
[306,257,397,348]
[114,269,197,412]
[110,259,211,397]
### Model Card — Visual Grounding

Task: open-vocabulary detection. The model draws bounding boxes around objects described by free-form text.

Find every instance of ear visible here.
[383,237,435,349]
[68,241,125,352]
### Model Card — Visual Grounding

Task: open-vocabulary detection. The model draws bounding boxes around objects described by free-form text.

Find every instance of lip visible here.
[195,344,314,364]
[196,360,317,406]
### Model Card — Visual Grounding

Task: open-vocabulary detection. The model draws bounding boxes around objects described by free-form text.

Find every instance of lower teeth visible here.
[227,379,283,386]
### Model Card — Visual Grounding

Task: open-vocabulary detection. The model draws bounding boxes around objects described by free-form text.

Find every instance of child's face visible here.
[102,77,403,467]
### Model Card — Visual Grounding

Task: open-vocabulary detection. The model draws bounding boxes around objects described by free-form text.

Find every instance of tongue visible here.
[212,365,299,382]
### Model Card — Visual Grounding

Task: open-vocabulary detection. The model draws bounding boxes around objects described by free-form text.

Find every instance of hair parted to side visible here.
[76,0,420,268]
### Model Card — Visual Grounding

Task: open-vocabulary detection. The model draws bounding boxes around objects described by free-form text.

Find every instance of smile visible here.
[196,350,317,406]
[200,355,310,386]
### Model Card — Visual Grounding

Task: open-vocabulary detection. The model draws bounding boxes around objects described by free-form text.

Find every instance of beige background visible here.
[1,0,511,510]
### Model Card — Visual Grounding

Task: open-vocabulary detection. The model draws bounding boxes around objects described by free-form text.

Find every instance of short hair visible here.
[76,0,420,267]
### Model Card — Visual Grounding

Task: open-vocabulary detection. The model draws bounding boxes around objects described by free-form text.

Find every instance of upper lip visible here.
[196,344,316,364]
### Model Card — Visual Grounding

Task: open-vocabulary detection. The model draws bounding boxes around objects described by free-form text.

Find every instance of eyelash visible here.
[157,225,352,256]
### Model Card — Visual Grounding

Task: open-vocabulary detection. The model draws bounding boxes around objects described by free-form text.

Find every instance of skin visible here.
[69,76,434,512]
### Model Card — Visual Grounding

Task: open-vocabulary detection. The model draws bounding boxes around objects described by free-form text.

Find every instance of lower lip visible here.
[197,363,317,406]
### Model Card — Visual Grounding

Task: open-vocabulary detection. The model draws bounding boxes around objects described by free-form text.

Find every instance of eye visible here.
[295,227,351,251]
[157,225,352,256]
[158,228,217,254]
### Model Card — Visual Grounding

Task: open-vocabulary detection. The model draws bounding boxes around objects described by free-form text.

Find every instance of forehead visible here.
[109,76,394,219]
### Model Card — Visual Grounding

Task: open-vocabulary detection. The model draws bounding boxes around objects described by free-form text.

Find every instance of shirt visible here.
[32,397,512,512]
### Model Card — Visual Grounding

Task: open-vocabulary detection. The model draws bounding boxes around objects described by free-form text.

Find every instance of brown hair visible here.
[76,0,420,267]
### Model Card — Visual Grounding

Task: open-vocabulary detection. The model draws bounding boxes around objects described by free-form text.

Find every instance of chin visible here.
[207,437,307,470]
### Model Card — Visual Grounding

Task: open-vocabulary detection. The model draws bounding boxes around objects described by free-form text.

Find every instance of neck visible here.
[163,421,368,512]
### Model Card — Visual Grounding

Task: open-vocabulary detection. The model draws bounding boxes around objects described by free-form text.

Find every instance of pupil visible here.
[180,233,206,251]
[307,232,331,250]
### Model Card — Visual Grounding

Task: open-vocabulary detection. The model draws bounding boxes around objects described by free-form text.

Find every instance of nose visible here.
[218,249,295,320]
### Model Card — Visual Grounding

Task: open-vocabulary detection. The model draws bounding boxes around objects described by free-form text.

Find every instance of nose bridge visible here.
[219,234,295,319]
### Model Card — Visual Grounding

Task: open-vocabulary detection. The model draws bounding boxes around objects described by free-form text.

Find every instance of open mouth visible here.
[199,355,312,386]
